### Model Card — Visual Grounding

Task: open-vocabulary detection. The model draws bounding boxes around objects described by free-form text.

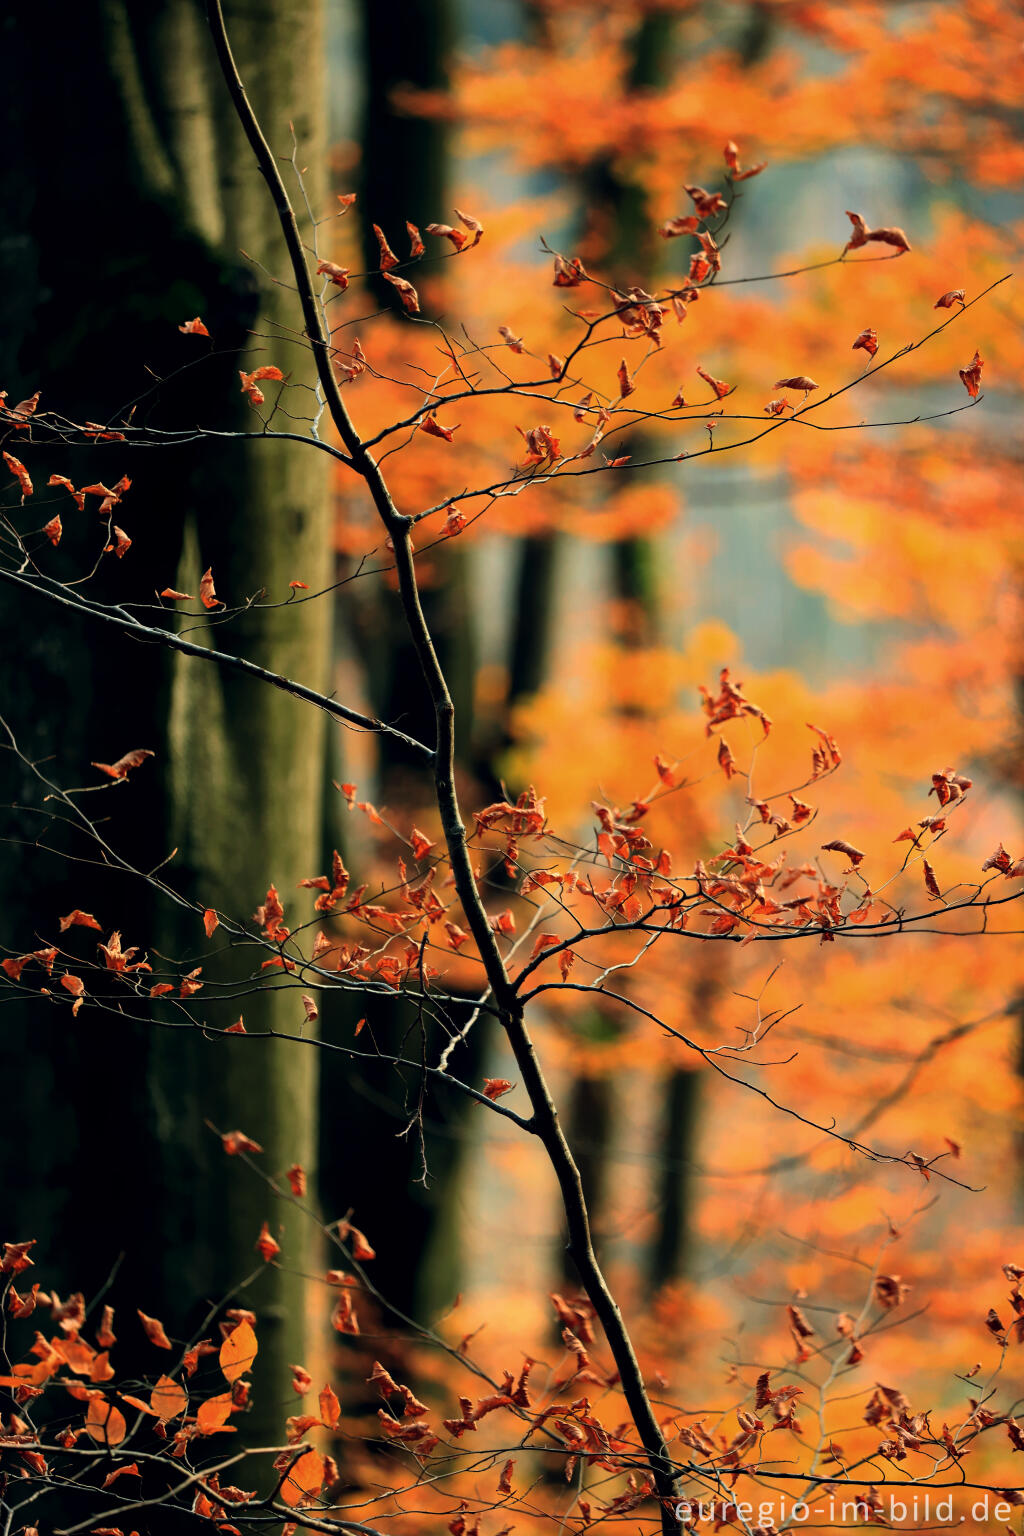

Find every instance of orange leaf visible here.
[85,1396,127,1447]
[103,1462,141,1486]
[528,932,560,962]
[409,826,435,860]
[138,1310,173,1349]
[959,350,984,398]
[91,748,154,780]
[382,272,420,313]
[179,317,210,336]
[316,260,350,289]
[255,1223,281,1262]
[199,568,221,610]
[150,1374,187,1421]
[220,1319,258,1383]
[372,224,399,271]
[337,1221,375,1261]
[319,1383,341,1429]
[197,1391,234,1434]
[280,1448,324,1508]
[59,910,102,932]
[774,375,818,393]
[696,364,730,399]
[203,908,219,937]
[418,413,459,442]
[3,451,33,497]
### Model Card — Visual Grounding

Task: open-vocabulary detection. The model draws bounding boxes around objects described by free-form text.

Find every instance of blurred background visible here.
[0,0,1021,1481]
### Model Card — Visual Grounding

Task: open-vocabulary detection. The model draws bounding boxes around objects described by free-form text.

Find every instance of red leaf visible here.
[316,260,350,289]
[958,351,984,398]
[382,272,420,313]
[48,473,86,509]
[852,328,879,357]
[373,224,400,271]
[844,212,911,254]
[552,253,587,286]
[935,289,965,309]
[337,1220,376,1261]
[660,215,700,238]
[696,364,730,399]
[255,1223,281,1263]
[529,932,560,962]
[199,567,222,609]
[723,140,766,180]
[821,839,866,868]
[319,1383,341,1428]
[410,826,436,860]
[138,1310,173,1349]
[3,451,33,497]
[483,1078,514,1101]
[178,317,210,337]
[222,1130,263,1155]
[203,908,219,937]
[419,413,459,442]
[104,525,131,559]
[59,910,102,932]
[774,375,818,393]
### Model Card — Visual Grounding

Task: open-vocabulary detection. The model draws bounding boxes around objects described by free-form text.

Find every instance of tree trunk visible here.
[318,0,483,1326]
[0,0,329,1439]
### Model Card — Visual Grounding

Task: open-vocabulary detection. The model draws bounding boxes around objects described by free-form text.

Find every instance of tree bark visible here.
[0,0,329,1439]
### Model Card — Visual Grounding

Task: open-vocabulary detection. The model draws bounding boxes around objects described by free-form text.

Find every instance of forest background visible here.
[0,2,1022,1532]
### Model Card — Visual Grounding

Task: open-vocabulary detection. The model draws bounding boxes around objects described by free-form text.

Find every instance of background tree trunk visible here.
[317,0,484,1329]
[0,0,329,1439]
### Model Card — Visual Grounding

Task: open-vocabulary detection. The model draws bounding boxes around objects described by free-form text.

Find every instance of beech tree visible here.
[0,5,1021,1536]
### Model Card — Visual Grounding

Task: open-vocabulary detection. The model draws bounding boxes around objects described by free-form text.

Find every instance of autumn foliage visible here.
[1,3,1023,1536]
